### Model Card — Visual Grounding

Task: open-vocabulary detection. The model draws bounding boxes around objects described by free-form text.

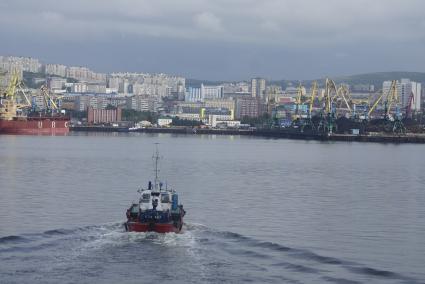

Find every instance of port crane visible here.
[0,70,32,120]
[366,80,405,133]
[333,84,352,117]
[39,85,61,112]
[301,81,318,132]
[405,92,415,119]
[3,70,31,108]
[317,78,338,134]
[293,83,304,120]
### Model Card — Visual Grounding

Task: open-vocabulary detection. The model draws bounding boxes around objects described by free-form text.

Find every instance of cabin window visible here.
[141,193,150,203]
[161,194,170,203]
[131,205,139,213]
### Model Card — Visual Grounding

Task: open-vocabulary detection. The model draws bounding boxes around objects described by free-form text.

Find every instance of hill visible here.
[271,72,425,89]
[188,72,425,89]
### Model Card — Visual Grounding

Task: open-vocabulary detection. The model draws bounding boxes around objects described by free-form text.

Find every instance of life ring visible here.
[51,121,55,128]
[64,121,69,128]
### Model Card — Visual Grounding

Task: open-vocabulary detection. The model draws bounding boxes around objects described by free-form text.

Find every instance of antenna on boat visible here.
[153,143,161,191]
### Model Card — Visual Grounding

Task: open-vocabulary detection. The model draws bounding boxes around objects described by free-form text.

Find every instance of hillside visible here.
[271,72,425,89]
[188,72,425,89]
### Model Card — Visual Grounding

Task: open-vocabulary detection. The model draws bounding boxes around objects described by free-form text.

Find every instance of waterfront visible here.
[1,133,425,283]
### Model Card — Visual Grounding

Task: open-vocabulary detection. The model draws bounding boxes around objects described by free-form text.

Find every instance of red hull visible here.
[125,221,182,233]
[0,117,70,135]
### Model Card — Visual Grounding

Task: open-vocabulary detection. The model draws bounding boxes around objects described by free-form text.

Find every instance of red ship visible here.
[0,115,70,135]
[124,145,186,233]
[0,72,70,135]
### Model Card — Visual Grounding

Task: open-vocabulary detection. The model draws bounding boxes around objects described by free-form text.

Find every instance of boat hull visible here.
[125,221,183,233]
[0,117,70,135]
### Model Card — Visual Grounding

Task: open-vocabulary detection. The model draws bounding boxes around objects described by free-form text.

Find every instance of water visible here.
[1,133,425,283]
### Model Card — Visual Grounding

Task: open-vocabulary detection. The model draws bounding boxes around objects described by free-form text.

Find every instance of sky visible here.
[0,0,424,80]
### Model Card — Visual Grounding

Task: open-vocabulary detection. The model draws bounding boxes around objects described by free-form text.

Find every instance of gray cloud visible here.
[0,0,424,80]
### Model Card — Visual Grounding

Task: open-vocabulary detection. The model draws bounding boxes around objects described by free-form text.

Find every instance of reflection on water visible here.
[0,133,425,283]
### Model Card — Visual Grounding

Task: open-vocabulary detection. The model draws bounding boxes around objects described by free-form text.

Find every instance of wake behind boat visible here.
[124,145,185,233]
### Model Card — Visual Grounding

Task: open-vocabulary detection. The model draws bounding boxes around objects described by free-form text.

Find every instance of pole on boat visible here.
[153,143,160,191]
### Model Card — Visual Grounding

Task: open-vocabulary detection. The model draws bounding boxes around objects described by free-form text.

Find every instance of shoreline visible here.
[70,126,425,144]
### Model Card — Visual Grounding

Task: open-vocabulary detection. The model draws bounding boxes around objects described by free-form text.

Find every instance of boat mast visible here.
[153,143,160,191]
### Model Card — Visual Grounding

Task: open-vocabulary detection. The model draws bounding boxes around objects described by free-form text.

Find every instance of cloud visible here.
[194,12,224,33]
[0,0,424,79]
[1,0,424,47]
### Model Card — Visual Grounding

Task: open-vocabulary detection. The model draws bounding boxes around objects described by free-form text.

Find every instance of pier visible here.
[70,126,425,143]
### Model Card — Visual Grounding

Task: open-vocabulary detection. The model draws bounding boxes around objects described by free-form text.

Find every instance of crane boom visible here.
[309,81,318,115]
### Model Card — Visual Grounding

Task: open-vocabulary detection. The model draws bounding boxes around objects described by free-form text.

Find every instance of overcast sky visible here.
[0,0,424,80]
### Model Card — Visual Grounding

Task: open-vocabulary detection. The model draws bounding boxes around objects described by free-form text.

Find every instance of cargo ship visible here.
[0,73,70,135]
[124,145,186,233]
[0,115,70,135]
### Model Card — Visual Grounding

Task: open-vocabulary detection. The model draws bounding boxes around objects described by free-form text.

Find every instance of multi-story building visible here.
[72,83,88,93]
[86,83,107,94]
[119,79,130,94]
[45,64,67,77]
[185,84,223,102]
[0,61,23,85]
[108,76,121,90]
[185,87,203,102]
[201,84,223,100]
[110,72,185,98]
[75,95,114,111]
[236,97,260,118]
[87,107,122,124]
[383,79,421,111]
[126,95,158,112]
[47,77,67,90]
[223,82,250,94]
[66,66,106,83]
[251,78,266,100]
[0,56,42,73]
[204,99,235,119]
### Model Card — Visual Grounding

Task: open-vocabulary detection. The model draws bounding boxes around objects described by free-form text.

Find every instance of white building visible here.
[201,84,223,100]
[72,83,88,93]
[45,64,67,77]
[175,112,201,121]
[47,77,67,90]
[126,95,158,112]
[185,87,202,102]
[185,84,223,102]
[251,78,266,100]
[208,114,234,127]
[383,79,421,111]
[158,118,172,127]
[0,56,41,73]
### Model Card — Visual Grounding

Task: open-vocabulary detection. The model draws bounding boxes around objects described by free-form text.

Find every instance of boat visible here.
[0,73,70,135]
[124,145,185,233]
[0,114,70,135]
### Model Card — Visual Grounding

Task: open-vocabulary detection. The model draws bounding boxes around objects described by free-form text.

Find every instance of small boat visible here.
[124,145,185,233]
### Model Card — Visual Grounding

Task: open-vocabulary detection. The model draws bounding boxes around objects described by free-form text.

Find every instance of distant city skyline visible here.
[1,0,424,80]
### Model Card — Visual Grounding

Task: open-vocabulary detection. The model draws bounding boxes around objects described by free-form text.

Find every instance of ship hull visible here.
[0,117,70,135]
[125,221,183,233]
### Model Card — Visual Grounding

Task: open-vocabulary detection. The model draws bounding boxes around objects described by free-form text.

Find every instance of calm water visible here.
[1,133,425,283]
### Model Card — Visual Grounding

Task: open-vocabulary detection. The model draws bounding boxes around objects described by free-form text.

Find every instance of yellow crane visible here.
[3,70,31,108]
[324,78,337,114]
[0,69,31,120]
[367,80,398,118]
[308,81,318,116]
[293,83,304,120]
[40,85,60,110]
[334,85,352,112]
[385,80,399,118]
